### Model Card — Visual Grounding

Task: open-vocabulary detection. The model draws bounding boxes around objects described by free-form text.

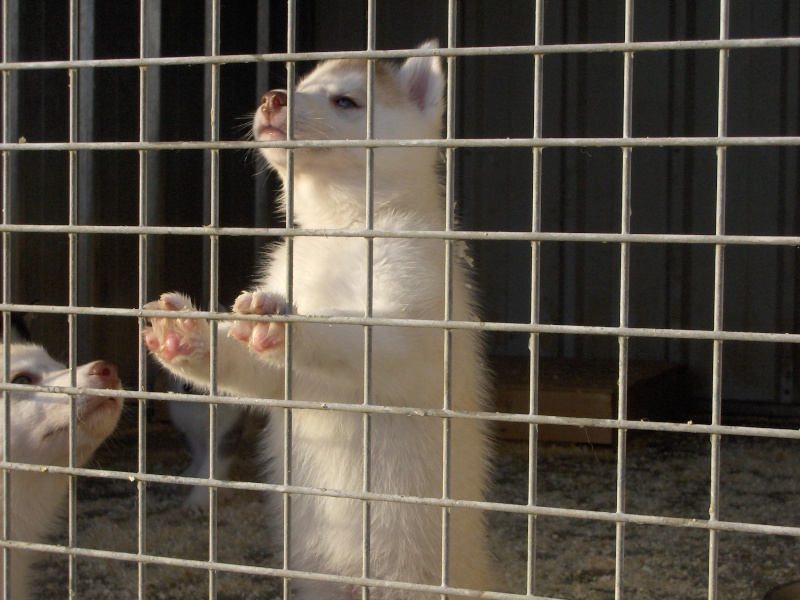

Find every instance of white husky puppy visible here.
[144,41,493,599]
[1,341,123,599]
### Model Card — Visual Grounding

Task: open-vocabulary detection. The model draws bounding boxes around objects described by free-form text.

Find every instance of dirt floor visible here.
[30,405,800,599]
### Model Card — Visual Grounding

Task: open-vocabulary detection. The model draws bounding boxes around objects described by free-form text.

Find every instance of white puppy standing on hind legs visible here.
[144,41,494,599]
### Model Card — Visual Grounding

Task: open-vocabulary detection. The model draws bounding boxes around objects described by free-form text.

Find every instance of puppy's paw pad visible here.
[143,293,209,363]
[230,291,287,352]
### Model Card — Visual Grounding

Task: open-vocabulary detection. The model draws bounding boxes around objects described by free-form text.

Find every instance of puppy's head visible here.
[0,343,123,466]
[253,40,444,182]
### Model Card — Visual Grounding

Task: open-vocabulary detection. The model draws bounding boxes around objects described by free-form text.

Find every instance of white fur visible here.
[144,41,493,599]
[167,381,244,513]
[0,343,123,599]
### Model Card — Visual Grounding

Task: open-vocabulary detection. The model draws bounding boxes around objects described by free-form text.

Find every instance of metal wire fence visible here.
[0,0,798,599]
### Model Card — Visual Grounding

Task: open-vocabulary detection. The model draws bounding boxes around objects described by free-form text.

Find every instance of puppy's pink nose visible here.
[88,361,118,381]
[261,90,287,113]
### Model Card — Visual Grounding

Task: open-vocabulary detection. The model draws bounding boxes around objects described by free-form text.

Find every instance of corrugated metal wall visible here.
[6,0,799,407]
[451,1,799,405]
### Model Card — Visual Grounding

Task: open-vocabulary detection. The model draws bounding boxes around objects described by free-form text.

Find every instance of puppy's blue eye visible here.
[333,96,358,109]
[11,374,33,385]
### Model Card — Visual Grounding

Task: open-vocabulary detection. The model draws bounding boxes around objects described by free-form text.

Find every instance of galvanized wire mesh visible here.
[0,1,798,599]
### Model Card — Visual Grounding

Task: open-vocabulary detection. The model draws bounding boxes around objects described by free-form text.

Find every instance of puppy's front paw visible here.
[143,293,210,364]
[229,291,287,352]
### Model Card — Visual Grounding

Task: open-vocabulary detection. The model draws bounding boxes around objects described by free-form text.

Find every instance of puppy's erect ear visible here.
[397,40,444,118]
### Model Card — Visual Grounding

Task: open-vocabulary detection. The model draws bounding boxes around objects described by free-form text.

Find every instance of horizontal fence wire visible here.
[0,459,798,538]
[2,35,800,70]
[1,303,798,345]
[0,536,567,600]
[2,136,800,150]
[0,382,797,443]
[0,225,797,248]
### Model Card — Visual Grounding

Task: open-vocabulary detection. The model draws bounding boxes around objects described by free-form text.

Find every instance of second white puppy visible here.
[1,339,123,599]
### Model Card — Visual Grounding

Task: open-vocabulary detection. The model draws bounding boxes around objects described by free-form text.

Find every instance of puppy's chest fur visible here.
[264,232,446,319]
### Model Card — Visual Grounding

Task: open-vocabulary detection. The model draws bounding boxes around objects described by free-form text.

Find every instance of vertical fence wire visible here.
[0,0,12,595]
[254,0,273,250]
[440,4,459,597]
[205,2,222,597]
[66,2,81,594]
[614,2,635,598]
[526,0,545,595]
[76,0,94,359]
[361,2,376,598]
[708,1,730,598]
[282,2,296,596]
[136,2,152,597]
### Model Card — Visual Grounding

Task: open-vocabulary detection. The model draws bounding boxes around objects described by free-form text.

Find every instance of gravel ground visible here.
[31,406,800,599]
